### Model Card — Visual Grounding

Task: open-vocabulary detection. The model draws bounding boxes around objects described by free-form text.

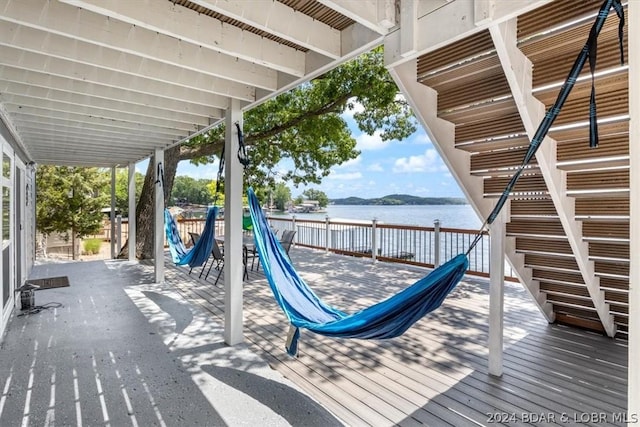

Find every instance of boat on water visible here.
[289,200,326,214]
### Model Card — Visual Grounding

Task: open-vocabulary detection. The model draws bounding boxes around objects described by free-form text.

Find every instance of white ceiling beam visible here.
[2,95,200,134]
[58,0,306,78]
[19,128,168,148]
[11,110,186,140]
[0,33,255,101]
[317,0,396,34]
[188,0,342,59]
[21,133,163,152]
[0,0,276,90]
[0,81,215,126]
[13,114,185,141]
[0,47,234,108]
[5,105,191,133]
[385,0,551,67]
[0,23,256,101]
[27,151,147,167]
[25,134,165,152]
[0,65,221,118]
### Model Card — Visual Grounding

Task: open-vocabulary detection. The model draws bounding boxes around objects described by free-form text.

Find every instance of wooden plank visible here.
[417,31,494,77]
[589,241,630,260]
[510,199,557,217]
[557,133,629,163]
[506,219,564,236]
[582,220,629,240]
[438,97,517,126]
[455,134,531,153]
[526,22,628,87]
[516,237,571,254]
[525,253,578,271]
[517,0,603,40]
[485,174,547,196]
[533,269,585,285]
[567,169,629,191]
[575,196,629,216]
[470,147,532,173]
[437,73,511,112]
[455,112,526,144]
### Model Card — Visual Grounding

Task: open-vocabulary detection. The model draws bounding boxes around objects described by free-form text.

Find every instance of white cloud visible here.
[356,131,390,151]
[392,149,446,173]
[335,156,362,169]
[327,171,363,180]
[367,163,384,172]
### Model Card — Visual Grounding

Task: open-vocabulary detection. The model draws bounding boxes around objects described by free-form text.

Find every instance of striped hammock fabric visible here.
[248,188,468,356]
[165,206,218,268]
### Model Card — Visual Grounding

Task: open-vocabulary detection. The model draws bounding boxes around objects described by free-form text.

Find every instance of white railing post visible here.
[434,219,441,267]
[116,215,122,254]
[325,215,330,253]
[291,215,296,247]
[371,218,378,263]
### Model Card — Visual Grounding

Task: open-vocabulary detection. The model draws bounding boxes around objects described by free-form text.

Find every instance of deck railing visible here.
[267,216,514,280]
[105,214,514,280]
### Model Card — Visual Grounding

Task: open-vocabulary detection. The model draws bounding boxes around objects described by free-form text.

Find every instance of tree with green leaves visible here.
[272,183,292,211]
[171,175,215,206]
[302,189,329,208]
[127,46,416,259]
[36,166,110,259]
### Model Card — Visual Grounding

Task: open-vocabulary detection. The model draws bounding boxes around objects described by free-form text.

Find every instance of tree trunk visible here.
[118,145,180,259]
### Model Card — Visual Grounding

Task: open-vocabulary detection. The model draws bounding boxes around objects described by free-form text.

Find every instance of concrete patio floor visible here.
[0,259,342,426]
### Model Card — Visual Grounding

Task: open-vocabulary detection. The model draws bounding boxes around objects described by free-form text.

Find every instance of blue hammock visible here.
[165,206,218,268]
[248,188,468,355]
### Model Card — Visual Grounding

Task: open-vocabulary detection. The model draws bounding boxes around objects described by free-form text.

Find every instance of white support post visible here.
[325,215,330,253]
[153,149,164,283]
[434,219,441,267]
[628,0,639,418]
[110,166,116,259]
[224,98,244,346]
[116,215,122,254]
[371,218,378,263]
[128,162,137,262]
[400,0,418,58]
[488,210,505,377]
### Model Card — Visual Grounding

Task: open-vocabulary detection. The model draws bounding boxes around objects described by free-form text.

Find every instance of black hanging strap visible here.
[587,0,625,148]
[214,144,225,206]
[235,122,250,168]
[155,162,164,188]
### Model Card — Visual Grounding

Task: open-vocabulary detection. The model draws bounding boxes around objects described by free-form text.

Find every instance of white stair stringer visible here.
[489,19,615,336]
[389,59,555,323]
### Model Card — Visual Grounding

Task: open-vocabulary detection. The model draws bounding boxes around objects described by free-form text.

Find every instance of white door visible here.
[1,144,14,335]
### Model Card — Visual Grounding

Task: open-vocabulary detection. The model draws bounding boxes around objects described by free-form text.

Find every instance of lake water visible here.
[269,204,483,230]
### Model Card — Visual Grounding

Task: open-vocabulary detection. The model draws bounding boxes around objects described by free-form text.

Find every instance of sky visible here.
[138,107,465,200]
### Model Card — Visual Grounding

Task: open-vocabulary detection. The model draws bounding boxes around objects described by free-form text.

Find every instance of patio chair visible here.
[244,229,295,273]
[201,238,225,286]
[187,232,200,275]
[280,230,296,254]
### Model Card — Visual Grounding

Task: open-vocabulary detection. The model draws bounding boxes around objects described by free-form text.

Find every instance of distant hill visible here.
[330,194,467,205]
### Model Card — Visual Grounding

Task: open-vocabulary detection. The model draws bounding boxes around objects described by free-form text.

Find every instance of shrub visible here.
[83,238,102,255]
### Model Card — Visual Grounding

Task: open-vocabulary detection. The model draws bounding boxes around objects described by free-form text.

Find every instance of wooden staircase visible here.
[413,1,628,337]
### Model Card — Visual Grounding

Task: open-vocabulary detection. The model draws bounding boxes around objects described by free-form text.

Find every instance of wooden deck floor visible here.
[161,247,628,427]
